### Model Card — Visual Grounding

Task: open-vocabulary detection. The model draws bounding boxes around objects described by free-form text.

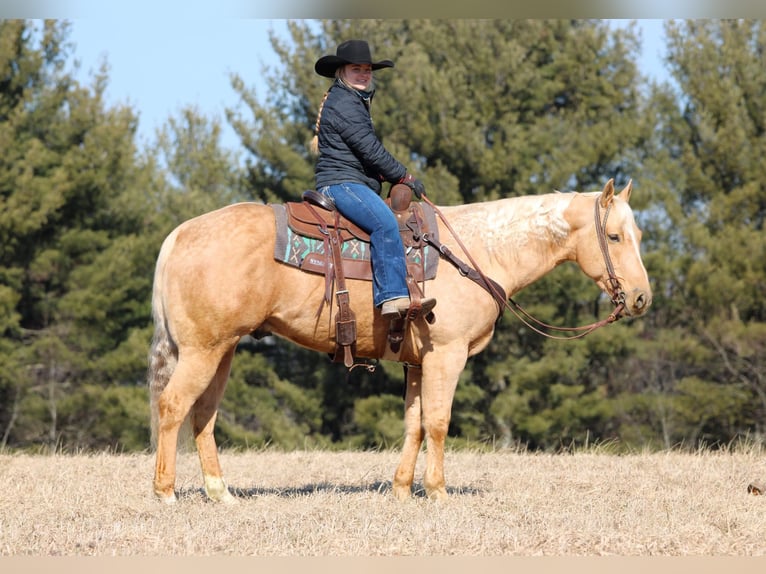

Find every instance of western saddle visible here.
[282,184,434,367]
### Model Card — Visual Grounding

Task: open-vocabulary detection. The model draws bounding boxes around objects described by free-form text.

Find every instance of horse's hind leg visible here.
[191,346,236,504]
[393,366,425,501]
[153,346,230,503]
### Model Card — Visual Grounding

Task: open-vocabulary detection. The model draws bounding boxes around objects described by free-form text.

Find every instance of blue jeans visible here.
[319,183,409,307]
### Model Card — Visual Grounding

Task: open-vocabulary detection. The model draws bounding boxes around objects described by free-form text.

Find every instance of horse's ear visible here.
[599,178,615,208]
[618,179,633,203]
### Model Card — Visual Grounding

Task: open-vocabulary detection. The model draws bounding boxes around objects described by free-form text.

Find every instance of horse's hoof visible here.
[392,484,412,502]
[214,490,239,505]
[155,492,177,505]
[204,475,238,504]
[426,487,449,501]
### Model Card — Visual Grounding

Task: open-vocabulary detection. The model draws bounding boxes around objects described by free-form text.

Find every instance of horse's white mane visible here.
[441,193,574,253]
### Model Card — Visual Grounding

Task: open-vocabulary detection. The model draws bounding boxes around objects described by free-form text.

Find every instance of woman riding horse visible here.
[310,39,436,320]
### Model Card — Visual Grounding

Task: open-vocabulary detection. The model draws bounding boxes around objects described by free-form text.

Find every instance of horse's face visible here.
[574,179,652,318]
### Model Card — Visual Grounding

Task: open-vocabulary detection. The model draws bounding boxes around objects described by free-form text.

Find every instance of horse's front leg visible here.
[419,346,467,500]
[393,365,424,501]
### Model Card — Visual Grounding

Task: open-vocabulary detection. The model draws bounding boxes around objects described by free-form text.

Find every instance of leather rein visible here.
[420,195,626,340]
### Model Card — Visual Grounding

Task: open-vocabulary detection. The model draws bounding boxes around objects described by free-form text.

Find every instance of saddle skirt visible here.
[270,189,440,283]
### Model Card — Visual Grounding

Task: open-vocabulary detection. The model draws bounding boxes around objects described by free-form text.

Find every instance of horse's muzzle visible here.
[624,288,652,317]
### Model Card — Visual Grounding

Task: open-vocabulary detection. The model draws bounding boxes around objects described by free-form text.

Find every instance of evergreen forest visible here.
[1,19,765,453]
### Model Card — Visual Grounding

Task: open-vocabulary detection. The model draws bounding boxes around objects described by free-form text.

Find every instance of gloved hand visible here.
[399,173,426,199]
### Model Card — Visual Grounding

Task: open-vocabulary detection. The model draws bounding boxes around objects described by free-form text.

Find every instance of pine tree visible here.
[615,20,766,446]
[0,21,152,449]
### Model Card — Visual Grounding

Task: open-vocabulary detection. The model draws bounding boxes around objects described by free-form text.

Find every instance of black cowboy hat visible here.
[314,39,394,78]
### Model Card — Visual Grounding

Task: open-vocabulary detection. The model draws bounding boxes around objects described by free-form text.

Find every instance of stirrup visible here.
[405,297,437,321]
[381,297,436,320]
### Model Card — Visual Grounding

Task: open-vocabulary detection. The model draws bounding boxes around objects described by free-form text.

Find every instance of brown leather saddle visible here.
[278,184,436,367]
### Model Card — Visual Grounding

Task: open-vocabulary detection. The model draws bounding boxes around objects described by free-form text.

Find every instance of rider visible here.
[310,39,436,320]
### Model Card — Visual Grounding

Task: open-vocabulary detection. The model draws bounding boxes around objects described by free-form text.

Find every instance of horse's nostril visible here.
[634,291,651,310]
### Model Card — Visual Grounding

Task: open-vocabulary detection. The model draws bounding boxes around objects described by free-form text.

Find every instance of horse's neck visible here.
[441,193,575,293]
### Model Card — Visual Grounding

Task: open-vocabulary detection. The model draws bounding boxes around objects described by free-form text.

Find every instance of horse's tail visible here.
[148,228,180,450]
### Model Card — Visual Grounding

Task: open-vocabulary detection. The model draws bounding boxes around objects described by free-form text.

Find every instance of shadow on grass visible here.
[175,481,483,501]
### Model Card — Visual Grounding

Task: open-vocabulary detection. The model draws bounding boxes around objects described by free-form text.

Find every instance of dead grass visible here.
[0,448,764,556]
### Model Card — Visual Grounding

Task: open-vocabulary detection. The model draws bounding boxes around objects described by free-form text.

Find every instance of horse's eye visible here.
[608,234,620,242]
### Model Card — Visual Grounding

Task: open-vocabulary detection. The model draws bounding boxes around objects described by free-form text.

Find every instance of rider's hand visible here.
[399,173,426,199]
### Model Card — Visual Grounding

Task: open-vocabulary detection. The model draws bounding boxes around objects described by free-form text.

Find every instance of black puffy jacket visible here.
[314,79,407,193]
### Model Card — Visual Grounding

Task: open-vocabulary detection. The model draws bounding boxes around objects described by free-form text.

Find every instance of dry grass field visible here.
[1,448,765,556]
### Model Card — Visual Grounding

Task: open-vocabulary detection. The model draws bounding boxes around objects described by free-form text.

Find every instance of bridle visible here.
[422,194,626,340]
[594,196,627,309]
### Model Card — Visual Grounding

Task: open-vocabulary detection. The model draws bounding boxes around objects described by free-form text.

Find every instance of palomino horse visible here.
[148,178,651,503]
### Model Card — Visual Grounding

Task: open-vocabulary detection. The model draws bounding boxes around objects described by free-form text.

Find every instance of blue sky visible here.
[69,19,288,151]
[67,19,670,153]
